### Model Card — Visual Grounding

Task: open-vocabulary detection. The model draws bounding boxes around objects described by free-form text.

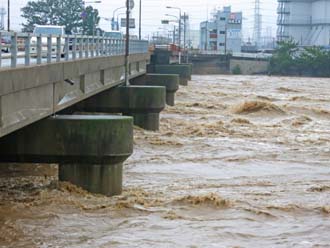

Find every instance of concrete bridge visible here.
[0,31,192,196]
[189,51,271,75]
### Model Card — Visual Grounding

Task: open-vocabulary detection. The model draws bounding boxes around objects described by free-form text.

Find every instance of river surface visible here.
[1,75,330,248]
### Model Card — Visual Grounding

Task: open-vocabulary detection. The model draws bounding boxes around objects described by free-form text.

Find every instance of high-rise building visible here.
[200,6,242,53]
[277,0,330,46]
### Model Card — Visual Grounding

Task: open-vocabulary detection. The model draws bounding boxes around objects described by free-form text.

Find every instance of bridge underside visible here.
[0,53,149,138]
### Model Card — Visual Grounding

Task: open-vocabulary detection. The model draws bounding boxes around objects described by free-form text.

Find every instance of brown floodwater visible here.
[1,75,330,248]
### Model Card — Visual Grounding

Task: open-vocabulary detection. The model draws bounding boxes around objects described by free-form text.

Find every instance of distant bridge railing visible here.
[190,50,273,59]
[0,31,149,69]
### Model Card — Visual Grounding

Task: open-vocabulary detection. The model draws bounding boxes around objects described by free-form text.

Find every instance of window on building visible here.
[219,43,225,46]
[220,17,226,21]
[219,31,226,34]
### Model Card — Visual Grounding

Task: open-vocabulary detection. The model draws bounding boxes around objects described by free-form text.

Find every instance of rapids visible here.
[1,75,330,247]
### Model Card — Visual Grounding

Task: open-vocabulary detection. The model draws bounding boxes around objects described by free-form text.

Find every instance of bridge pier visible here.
[147,64,192,86]
[0,115,133,196]
[77,86,166,131]
[130,74,179,106]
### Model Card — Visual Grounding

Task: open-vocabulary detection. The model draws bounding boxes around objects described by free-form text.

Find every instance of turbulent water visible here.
[1,75,330,248]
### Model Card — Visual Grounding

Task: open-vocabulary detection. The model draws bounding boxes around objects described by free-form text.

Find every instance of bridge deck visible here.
[0,31,150,138]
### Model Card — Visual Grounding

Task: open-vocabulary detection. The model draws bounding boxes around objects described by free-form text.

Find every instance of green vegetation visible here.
[21,0,100,34]
[269,40,330,77]
[232,65,242,75]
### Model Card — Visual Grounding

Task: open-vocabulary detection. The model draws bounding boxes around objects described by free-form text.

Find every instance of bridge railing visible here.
[0,31,149,69]
[191,50,272,59]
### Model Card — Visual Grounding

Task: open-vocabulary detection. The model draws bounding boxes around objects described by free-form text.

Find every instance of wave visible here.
[232,101,285,115]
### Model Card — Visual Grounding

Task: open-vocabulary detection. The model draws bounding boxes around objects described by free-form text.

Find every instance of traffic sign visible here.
[121,18,136,28]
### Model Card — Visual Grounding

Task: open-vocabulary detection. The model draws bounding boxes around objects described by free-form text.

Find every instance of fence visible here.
[0,31,149,69]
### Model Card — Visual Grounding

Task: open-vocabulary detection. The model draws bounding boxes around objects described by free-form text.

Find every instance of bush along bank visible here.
[269,40,330,77]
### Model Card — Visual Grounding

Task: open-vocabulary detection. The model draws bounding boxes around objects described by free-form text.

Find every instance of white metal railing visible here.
[192,50,273,59]
[0,31,149,69]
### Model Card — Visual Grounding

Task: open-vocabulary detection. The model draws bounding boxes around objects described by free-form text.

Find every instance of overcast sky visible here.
[0,0,278,40]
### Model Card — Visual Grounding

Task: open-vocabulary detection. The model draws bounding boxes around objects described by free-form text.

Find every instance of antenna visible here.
[253,0,262,47]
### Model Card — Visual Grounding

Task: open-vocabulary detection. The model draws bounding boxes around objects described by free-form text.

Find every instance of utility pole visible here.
[125,0,130,86]
[205,21,208,50]
[139,0,141,40]
[183,13,186,62]
[166,6,182,63]
[7,0,9,31]
[178,13,181,63]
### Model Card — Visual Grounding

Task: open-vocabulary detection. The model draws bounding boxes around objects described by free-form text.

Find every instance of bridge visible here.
[0,31,192,196]
[189,50,271,74]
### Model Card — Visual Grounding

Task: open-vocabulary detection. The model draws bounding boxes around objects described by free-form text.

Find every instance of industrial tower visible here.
[253,0,262,47]
[277,0,330,46]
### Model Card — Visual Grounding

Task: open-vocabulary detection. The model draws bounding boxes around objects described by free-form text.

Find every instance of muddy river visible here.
[1,75,330,248]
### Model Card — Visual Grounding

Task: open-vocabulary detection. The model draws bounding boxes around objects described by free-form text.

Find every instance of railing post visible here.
[65,35,69,61]
[85,36,89,58]
[72,35,77,60]
[11,32,18,68]
[37,34,42,65]
[47,34,52,63]
[100,36,104,56]
[91,36,95,57]
[106,38,110,56]
[113,39,117,55]
[79,36,84,58]
[109,39,113,55]
[56,35,61,62]
[25,33,31,66]
[121,40,124,55]
[96,36,99,57]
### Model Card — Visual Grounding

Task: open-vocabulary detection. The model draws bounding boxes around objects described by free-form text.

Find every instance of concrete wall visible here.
[191,57,229,75]
[230,59,269,75]
[0,53,150,138]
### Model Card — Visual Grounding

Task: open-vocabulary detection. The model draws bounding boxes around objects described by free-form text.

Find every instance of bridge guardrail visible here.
[190,50,273,59]
[0,31,149,69]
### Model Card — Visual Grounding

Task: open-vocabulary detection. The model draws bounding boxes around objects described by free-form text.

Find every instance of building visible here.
[277,0,330,46]
[200,6,242,53]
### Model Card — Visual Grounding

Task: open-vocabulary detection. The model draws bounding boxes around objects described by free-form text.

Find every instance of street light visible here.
[116,12,126,31]
[166,6,182,63]
[164,15,179,45]
[112,6,126,30]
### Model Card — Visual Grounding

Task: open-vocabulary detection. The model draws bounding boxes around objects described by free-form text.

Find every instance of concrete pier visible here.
[78,86,166,131]
[147,64,192,86]
[130,74,179,106]
[0,115,133,196]
[59,163,123,196]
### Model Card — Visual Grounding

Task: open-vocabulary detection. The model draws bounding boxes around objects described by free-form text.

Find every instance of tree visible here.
[81,6,100,36]
[269,39,330,77]
[297,47,330,77]
[21,0,100,34]
[268,39,299,75]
